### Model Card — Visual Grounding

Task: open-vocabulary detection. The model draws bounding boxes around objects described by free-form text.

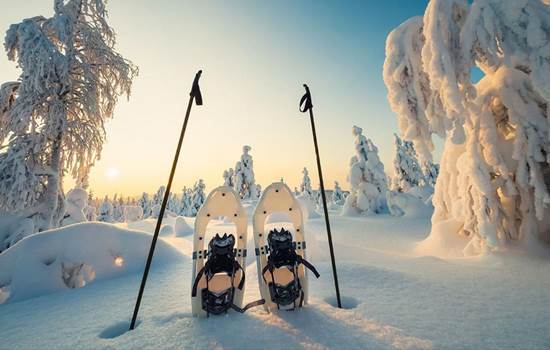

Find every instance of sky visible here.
[0,0,433,197]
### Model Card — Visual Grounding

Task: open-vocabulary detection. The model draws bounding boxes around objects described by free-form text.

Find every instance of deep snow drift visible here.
[1,213,549,350]
[0,222,182,304]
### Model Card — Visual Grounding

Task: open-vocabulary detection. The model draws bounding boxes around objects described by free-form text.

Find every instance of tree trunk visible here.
[36,131,64,231]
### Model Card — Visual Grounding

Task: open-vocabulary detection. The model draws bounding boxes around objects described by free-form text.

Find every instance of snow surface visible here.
[1,214,549,349]
[0,222,182,304]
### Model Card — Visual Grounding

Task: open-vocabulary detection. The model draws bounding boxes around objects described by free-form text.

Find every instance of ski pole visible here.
[299,84,342,309]
[129,70,203,331]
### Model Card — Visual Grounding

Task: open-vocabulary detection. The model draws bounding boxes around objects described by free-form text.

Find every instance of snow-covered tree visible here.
[179,187,193,217]
[84,204,96,221]
[112,194,124,222]
[332,181,345,206]
[300,167,314,200]
[153,186,166,208]
[137,192,151,218]
[167,192,179,213]
[255,184,262,199]
[383,0,550,253]
[0,0,137,232]
[233,146,257,200]
[391,133,425,192]
[422,160,439,187]
[342,126,388,216]
[61,187,88,226]
[190,179,206,216]
[223,168,234,187]
[97,196,113,222]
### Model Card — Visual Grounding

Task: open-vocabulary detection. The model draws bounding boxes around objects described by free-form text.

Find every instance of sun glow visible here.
[105,167,120,180]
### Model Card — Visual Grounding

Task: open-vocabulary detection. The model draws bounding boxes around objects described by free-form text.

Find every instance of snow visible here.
[384,0,550,254]
[61,187,88,226]
[0,214,549,349]
[0,222,182,304]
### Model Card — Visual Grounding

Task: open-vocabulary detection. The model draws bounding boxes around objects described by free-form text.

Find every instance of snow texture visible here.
[1,214,549,349]
[0,222,181,304]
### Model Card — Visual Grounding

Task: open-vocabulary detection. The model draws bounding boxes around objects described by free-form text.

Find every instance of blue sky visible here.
[0,0,432,196]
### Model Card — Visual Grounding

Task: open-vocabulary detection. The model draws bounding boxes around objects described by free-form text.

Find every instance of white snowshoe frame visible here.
[191,186,248,317]
[253,182,310,311]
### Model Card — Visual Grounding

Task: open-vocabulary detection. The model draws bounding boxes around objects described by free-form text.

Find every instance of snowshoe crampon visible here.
[253,182,319,311]
[191,186,264,317]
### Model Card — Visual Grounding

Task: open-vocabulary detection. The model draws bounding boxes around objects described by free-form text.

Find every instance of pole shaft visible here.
[129,94,195,330]
[308,108,342,309]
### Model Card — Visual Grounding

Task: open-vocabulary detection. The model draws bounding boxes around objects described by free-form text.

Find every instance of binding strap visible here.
[261,256,320,282]
[230,299,266,313]
[297,256,320,278]
[192,260,246,297]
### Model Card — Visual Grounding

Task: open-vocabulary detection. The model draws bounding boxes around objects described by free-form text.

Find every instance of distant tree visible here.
[391,133,425,192]
[332,181,345,206]
[300,167,313,200]
[223,168,234,187]
[97,195,113,222]
[137,192,151,218]
[191,180,206,216]
[422,160,439,187]
[179,187,193,217]
[233,146,257,200]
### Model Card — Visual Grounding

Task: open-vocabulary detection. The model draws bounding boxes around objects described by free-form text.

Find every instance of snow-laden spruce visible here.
[391,134,425,192]
[300,167,314,200]
[342,126,388,216]
[0,0,137,239]
[233,146,257,200]
[190,179,206,216]
[179,187,193,217]
[331,181,346,206]
[383,0,550,254]
[223,168,234,187]
[97,196,114,223]
[422,160,439,187]
[137,192,152,218]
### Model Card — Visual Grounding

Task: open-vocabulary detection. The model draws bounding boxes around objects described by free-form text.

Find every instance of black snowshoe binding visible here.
[192,233,264,316]
[262,228,320,310]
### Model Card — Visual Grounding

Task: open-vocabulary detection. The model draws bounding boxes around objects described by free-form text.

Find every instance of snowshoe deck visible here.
[253,182,317,311]
[191,186,248,317]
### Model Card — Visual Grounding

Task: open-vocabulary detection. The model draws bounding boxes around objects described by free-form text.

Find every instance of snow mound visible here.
[159,224,174,236]
[0,222,182,304]
[386,190,434,219]
[297,194,320,219]
[174,216,193,237]
[415,218,471,257]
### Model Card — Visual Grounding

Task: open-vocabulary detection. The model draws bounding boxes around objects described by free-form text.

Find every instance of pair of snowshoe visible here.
[191,183,320,317]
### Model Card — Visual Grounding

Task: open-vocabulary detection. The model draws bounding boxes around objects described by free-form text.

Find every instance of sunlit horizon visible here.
[0,0,435,198]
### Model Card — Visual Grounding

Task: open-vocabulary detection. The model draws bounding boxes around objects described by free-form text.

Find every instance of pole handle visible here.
[299,84,313,113]
[191,70,203,106]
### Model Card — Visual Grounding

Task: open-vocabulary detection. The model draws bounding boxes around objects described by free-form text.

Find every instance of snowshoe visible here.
[253,182,319,311]
[191,186,264,317]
